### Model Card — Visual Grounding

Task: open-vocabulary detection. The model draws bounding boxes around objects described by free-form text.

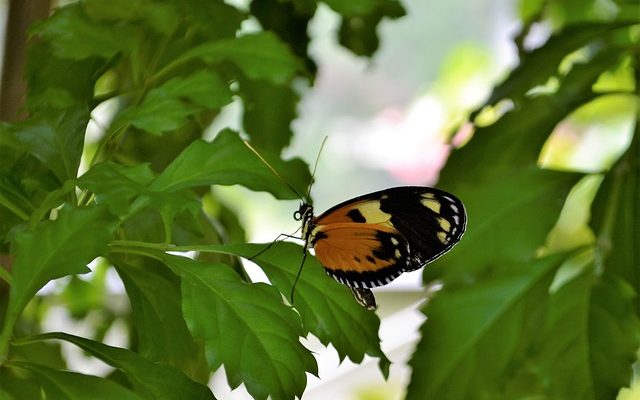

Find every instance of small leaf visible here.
[0,367,41,399]
[15,106,89,182]
[203,242,390,374]
[407,253,569,400]
[119,91,195,136]
[31,4,136,60]
[29,332,215,400]
[160,70,233,109]
[337,0,405,56]
[3,206,116,339]
[322,0,404,17]
[178,32,303,84]
[531,266,640,399]
[119,71,233,136]
[114,257,208,377]
[155,252,317,400]
[12,362,143,400]
[240,79,298,153]
[590,133,639,309]
[182,0,247,40]
[78,162,154,215]
[425,168,581,281]
[150,129,310,200]
[479,22,633,110]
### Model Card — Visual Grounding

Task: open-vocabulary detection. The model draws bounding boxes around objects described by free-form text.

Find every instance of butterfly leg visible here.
[248,232,302,260]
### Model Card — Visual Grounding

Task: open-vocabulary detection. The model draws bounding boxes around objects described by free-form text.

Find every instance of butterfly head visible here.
[294,202,315,242]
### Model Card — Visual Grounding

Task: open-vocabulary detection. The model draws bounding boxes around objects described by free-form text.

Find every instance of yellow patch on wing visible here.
[437,231,448,244]
[438,217,451,232]
[421,197,441,213]
[356,201,391,224]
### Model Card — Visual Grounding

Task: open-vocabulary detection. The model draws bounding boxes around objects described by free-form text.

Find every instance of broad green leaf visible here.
[590,133,639,311]
[587,273,640,399]
[29,332,215,400]
[532,267,640,399]
[447,46,625,181]
[160,70,233,109]
[12,362,142,400]
[121,71,233,136]
[1,206,115,343]
[78,162,155,216]
[25,43,104,110]
[155,252,317,400]
[114,257,207,378]
[406,253,568,400]
[181,0,247,40]
[0,367,46,400]
[31,4,136,60]
[84,0,181,34]
[202,242,390,375]
[240,79,298,154]
[321,0,404,18]
[177,32,303,84]
[14,106,89,182]
[150,129,310,200]
[338,0,405,56]
[425,168,581,281]
[478,22,633,110]
[251,0,317,73]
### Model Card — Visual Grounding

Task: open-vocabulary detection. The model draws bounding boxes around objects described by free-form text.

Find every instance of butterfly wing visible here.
[312,222,411,288]
[310,186,466,289]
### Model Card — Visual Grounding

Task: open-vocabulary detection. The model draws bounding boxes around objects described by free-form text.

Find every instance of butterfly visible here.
[244,141,466,310]
[294,186,466,310]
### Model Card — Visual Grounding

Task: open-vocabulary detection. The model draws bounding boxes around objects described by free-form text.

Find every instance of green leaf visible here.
[1,206,116,347]
[14,106,89,182]
[0,367,50,400]
[150,129,310,200]
[114,257,207,378]
[160,70,233,109]
[29,332,215,400]
[12,362,143,400]
[478,22,633,110]
[338,0,405,56]
[180,0,246,39]
[590,133,639,311]
[322,0,404,18]
[251,0,317,73]
[31,4,136,60]
[240,79,298,154]
[26,43,104,111]
[426,168,581,281]
[587,272,640,399]
[532,266,640,399]
[177,32,303,84]
[78,162,155,216]
[406,253,569,400]
[121,71,233,136]
[202,242,390,375]
[154,252,317,400]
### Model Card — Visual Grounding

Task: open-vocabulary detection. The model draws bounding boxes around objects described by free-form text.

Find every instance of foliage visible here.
[0,0,402,399]
[408,2,640,399]
[0,0,638,400]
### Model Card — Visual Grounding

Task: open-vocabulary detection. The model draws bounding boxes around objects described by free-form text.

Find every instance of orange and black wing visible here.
[310,186,466,290]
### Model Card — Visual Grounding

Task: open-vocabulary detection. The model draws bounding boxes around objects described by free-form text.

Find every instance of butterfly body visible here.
[296,186,467,310]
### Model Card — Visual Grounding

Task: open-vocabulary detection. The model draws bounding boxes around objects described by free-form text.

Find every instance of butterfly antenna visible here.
[243,140,305,201]
[306,136,328,200]
[289,250,308,306]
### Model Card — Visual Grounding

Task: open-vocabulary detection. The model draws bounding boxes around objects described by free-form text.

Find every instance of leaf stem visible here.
[0,193,30,221]
[0,264,13,285]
